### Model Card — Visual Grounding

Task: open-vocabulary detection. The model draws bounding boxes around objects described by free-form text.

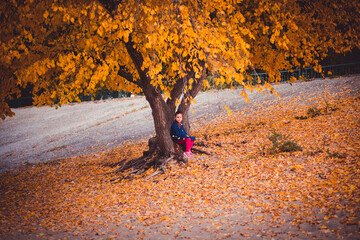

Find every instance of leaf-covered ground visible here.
[1,86,359,239]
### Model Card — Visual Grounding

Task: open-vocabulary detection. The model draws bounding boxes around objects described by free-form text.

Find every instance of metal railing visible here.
[252,62,360,83]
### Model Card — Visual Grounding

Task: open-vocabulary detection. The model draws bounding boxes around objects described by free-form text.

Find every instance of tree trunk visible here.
[124,36,176,158]
[142,87,174,157]
[113,36,207,179]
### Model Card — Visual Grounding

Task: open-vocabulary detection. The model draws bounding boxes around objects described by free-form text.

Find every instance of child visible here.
[170,111,196,158]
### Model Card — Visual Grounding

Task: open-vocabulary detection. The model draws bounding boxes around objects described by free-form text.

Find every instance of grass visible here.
[267,129,302,154]
[295,102,339,120]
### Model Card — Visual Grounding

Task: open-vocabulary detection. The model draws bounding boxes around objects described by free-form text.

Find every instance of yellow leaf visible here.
[224,105,232,116]
[318,225,328,229]
[43,11,49,19]
[290,76,297,83]
[203,79,209,89]
[245,96,249,103]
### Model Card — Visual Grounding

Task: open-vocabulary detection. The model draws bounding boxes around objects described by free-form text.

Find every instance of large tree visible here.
[1,0,359,172]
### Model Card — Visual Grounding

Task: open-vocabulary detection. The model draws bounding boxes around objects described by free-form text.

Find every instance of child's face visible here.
[175,113,183,123]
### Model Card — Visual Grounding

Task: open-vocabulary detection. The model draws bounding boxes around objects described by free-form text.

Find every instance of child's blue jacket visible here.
[170,121,196,142]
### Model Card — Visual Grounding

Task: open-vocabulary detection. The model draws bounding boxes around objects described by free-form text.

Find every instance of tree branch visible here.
[166,75,187,111]
[117,68,137,85]
[123,35,150,89]
[179,61,206,112]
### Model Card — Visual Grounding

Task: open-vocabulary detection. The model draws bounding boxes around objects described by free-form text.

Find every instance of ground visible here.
[0,75,359,239]
[1,75,359,173]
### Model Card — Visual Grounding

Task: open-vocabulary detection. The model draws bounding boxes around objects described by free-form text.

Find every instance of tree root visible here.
[192,147,211,155]
[110,137,184,182]
[145,169,164,180]
[110,136,212,182]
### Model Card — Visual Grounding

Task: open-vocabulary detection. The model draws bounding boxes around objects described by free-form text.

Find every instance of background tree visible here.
[1,0,359,173]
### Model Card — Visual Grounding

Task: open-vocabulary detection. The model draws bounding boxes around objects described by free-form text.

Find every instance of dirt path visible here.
[1,75,359,173]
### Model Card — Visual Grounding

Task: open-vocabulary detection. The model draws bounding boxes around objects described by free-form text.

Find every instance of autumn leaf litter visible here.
[0,75,359,239]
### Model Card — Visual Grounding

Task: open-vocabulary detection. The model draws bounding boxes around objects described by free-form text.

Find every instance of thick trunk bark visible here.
[123,37,173,157]
[143,88,174,157]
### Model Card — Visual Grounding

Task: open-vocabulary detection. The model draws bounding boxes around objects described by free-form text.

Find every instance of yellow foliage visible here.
[0,0,359,119]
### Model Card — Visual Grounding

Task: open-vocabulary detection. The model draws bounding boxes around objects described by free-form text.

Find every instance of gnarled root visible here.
[110,137,187,182]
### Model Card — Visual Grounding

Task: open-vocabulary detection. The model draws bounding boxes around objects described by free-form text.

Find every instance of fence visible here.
[252,62,360,83]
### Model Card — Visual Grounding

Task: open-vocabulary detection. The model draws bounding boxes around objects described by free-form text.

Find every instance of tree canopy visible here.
[1,0,359,160]
[1,0,359,119]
